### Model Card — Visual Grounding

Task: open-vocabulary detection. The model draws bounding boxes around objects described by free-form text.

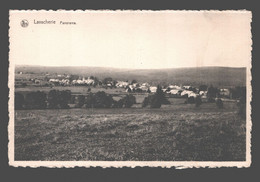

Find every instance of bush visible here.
[154,85,170,105]
[120,94,136,108]
[142,85,169,108]
[142,97,149,108]
[230,86,246,99]
[70,95,76,104]
[207,85,219,98]
[150,94,162,108]
[25,91,47,109]
[186,96,195,104]
[59,90,71,109]
[85,91,114,108]
[238,95,246,119]
[195,96,202,107]
[216,98,223,109]
[95,91,113,108]
[199,85,208,92]
[142,94,161,108]
[15,92,24,110]
[85,93,96,108]
[47,90,71,109]
[21,83,27,87]
[75,95,85,108]
[112,99,125,108]
[48,90,59,109]
[207,97,215,103]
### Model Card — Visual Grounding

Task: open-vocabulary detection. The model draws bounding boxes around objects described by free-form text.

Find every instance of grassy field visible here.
[15,98,246,161]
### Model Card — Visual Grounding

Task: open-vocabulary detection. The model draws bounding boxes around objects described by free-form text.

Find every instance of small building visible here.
[150,86,157,93]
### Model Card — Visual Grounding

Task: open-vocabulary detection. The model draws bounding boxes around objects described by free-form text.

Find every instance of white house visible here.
[150,86,157,93]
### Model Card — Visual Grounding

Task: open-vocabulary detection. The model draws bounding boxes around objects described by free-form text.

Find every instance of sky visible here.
[10,11,252,69]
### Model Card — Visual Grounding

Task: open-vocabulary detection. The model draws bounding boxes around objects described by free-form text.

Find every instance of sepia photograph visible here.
[9,10,252,168]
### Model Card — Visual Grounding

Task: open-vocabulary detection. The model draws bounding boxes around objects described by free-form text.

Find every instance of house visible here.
[168,85,181,90]
[219,88,230,97]
[150,86,157,93]
[181,90,194,97]
[183,86,192,90]
[34,79,41,84]
[199,91,207,96]
[188,92,198,98]
[116,81,129,88]
[140,85,149,92]
[168,89,180,95]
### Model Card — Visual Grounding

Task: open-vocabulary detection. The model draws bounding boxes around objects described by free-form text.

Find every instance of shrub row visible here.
[15,90,137,110]
[74,92,137,108]
[15,90,72,110]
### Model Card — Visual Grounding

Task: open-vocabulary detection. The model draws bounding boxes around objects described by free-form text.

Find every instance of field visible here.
[15,98,246,161]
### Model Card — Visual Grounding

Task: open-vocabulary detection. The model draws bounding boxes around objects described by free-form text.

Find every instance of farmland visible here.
[15,98,246,161]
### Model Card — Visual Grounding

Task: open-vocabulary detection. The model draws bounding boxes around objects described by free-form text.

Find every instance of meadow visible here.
[15,98,246,161]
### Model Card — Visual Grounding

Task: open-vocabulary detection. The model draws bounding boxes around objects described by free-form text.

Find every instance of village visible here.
[15,71,240,100]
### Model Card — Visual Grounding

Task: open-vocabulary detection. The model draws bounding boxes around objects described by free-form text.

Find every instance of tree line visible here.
[14,86,170,110]
[15,85,246,118]
[15,90,138,110]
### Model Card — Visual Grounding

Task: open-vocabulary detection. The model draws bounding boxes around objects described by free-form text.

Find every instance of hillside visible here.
[15,65,246,87]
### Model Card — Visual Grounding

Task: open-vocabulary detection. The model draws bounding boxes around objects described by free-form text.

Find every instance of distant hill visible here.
[15,65,246,87]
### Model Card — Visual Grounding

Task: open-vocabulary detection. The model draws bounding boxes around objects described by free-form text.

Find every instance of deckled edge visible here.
[8,10,252,169]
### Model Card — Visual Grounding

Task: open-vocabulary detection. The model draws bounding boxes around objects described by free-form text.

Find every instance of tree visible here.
[195,96,202,107]
[95,91,113,108]
[112,99,124,108]
[121,95,136,108]
[126,87,132,93]
[208,85,219,98]
[230,86,246,99]
[207,85,219,103]
[142,97,149,107]
[85,93,95,108]
[131,80,137,85]
[186,96,195,104]
[85,91,114,108]
[216,98,223,109]
[150,94,162,108]
[142,85,170,108]
[75,95,85,108]
[237,88,246,118]
[156,85,170,105]
[70,95,76,104]
[112,80,118,88]
[199,85,208,92]
[25,91,47,109]
[48,90,59,109]
[47,90,71,109]
[15,92,24,110]
[58,90,71,108]
[103,77,113,85]
[69,74,79,82]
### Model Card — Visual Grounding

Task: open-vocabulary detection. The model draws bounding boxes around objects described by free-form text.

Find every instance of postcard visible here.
[9,10,252,168]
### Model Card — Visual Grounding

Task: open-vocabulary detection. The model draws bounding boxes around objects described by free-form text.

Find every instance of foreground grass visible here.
[15,101,246,161]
